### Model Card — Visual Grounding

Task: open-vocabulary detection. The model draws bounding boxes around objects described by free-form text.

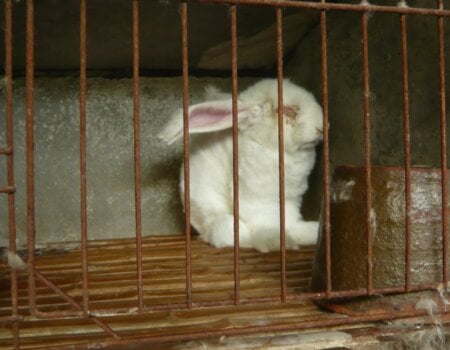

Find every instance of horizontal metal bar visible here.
[28,309,85,319]
[69,307,436,349]
[0,186,15,193]
[0,147,12,155]
[190,0,450,16]
[0,315,23,322]
[88,294,365,318]
[85,284,443,318]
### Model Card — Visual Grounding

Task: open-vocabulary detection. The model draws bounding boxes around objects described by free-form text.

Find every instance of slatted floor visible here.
[0,236,345,349]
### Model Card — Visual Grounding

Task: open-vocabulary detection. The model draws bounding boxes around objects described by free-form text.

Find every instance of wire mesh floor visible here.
[0,235,342,349]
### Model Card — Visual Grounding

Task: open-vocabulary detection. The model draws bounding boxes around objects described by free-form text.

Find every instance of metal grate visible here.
[1,0,450,348]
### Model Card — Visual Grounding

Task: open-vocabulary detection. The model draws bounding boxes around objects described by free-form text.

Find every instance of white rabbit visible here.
[159,79,323,252]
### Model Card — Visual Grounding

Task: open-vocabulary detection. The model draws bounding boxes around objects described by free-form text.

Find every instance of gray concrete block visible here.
[0,77,257,247]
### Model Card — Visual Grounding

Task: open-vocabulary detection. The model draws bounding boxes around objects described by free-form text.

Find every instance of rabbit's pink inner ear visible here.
[188,100,249,133]
[189,106,232,130]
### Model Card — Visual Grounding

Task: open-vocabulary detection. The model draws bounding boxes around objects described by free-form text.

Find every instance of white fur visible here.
[159,79,323,252]
[6,251,27,270]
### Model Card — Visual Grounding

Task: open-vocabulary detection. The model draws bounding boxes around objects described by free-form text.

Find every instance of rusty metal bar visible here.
[181,1,192,308]
[361,9,373,295]
[400,13,412,292]
[5,0,19,347]
[26,0,37,315]
[31,270,91,316]
[276,7,287,303]
[85,281,447,317]
[81,280,450,318]
[79,0,89,317]
[72,307,438,349]
[320,0,331,296]
[132,0,144,313]
[0,186,15,193]
[191,0,450,16]
[0,315,23,323]
[33,269,121,339]
[23,5,120,338]
[230,4,240,305]
[24,309,85,318]
[0,147,12,155]
[22,5,122,339]
[437,0,448,287]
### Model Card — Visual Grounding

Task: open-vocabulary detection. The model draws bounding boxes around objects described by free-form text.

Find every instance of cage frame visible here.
[1,0,450,348]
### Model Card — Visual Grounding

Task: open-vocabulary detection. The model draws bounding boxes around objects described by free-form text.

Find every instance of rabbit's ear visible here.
[188,99,252,132]
[159,99,252,145]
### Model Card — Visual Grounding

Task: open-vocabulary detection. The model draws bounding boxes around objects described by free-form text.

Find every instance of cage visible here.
[1,0,450,349]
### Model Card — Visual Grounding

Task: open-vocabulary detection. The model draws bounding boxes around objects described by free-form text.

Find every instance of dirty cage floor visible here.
[0,235,342,349]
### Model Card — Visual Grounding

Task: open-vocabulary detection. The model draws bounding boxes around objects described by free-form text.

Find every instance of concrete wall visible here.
[286,0,450,168]
[0,77,256,247]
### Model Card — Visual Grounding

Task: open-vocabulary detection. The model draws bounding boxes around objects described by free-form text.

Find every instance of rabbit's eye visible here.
[276,105,299,121]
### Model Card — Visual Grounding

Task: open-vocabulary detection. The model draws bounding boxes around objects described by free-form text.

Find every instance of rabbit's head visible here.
[159,79,323,152]
[237,79,323,152]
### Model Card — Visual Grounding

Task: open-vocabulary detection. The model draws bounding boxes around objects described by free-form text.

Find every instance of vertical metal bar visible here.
[230,4,240,305]
[437,0,448,287]
[361,10,373,295]
[5,0,19,347]
[276,7,287,303]
[400,13,412,292]
[80,0,89,316]
[320,1,331,296]
[132,0,144,313]
[181,1,192,307]
[26,0,37,314]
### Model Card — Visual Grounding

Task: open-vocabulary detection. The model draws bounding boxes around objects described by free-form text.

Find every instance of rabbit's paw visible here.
[251,227,282,252]
[208,214,251,248]
[287,221,319,247]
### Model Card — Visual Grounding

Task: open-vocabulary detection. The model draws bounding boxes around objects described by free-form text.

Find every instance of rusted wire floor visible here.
[0,235,342,348]
[2,236,449,349]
